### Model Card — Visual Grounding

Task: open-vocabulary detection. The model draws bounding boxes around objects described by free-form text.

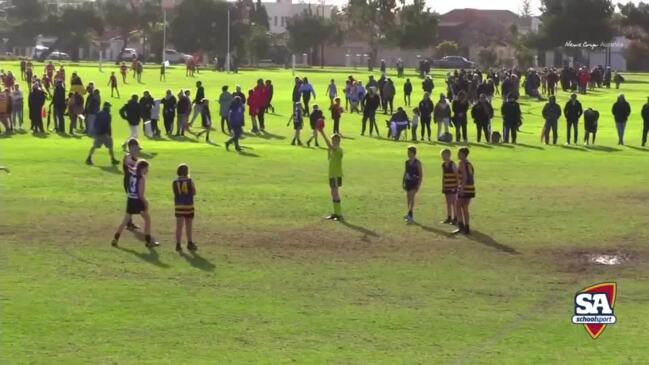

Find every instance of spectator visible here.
[563,93,583,145]
[28,84,46,133]
[418,92,434,141]
[120,94,142,147]
[583,108,599,145]
[190,81,205,126]
[542,95,562,145]
[218,85,233,134]
[382,78,395,114]
[161,89,177,136]
[225,96,245,152]
[52,81,66,133]
[452,91,469,143]
[361,87,381,137]
[403,78,412,106]
[642,97,649,147]
[501,95,522,144]
[612,94,631,145]
[85,102,119,166]
[10,85,23,131]
[176,90,191,136]
[471,93,494,143]
[433,94,452,140]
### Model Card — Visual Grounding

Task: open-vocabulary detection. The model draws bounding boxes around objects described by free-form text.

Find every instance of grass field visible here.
[1,61,649,364]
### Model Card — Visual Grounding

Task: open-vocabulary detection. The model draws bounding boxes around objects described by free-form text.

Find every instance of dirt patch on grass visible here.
[535,246,649,275]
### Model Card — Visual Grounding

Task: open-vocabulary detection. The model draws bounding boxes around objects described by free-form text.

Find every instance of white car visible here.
[164,49,191,64]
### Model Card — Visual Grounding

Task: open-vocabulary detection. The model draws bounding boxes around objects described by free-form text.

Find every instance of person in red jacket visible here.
[578,68,590,95]
[247,89,260,134]
[252,79,268,132]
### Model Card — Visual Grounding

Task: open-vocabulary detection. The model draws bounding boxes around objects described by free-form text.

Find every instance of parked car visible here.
[433,56,476,69]
[118,48,138,62]
[47,51,70,61]
[164,49,191,64]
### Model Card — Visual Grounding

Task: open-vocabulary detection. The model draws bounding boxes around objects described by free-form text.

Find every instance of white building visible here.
[263,0,334,34]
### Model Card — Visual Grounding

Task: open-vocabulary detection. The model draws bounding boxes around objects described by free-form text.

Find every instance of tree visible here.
[45,4,104,60]
[535,0,615,50]
[391,0,438,50]
[249,0,270,30]
[478,48,498,67]
[434,41,459,58]
[618,2,649,70]
[6,0,47,46]
[101,0,139,57]
[169,0,244,57]
[286,9,339,65]
[345,0,397,65]
[519,0,532,18]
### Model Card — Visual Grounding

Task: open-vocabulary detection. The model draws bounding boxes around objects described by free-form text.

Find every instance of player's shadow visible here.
[559,144,589,152]
[340,220,380,238]
[257,131,286,140]
[412,222,455,238]
[585,145,623,153]
[97,165,121,175]
[466,230,520,255]
[626,146,649,153]
[116,246,170,268]
[139,151,159,159]
[467,142,493,149]
[238,150,259,158]
[491,143,514,149]
[515,143,544,150]
[179,251,216,272]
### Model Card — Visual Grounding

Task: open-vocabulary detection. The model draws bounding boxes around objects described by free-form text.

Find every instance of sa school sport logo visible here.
[572,282,617,339]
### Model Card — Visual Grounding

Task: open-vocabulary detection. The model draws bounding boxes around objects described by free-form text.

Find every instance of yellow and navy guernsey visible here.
[458,161,476,199]
[173,177,195,218]
[442,161,458,194]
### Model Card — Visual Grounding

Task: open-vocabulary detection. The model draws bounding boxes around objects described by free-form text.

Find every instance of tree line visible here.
[1,0,648,69]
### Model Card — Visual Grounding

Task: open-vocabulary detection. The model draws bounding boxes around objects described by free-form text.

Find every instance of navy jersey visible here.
[173,177,195,217]
[127,173,142,199]
[173,178,194,206]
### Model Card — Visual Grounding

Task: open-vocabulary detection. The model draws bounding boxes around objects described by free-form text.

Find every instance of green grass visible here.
[1,62,649,364]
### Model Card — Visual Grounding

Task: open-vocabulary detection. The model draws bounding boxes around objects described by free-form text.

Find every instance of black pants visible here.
[384,97,393,114]
[455,118,467,142]
[221,116,230,133]
[476,122,490,142]
[544,120,558,144]
[32,115,44,133]
[420,116,431,140]
[642,123,649,146]
[54,106,65,132]
[361,113,378,136]
[585,131,597,144]
[258,109,265,131]
[333,118,340,134]
[548,85,555,96]
[163,111,174,134]
[303,96,311,114]
[567,120,578,144]
[226,127,242,150]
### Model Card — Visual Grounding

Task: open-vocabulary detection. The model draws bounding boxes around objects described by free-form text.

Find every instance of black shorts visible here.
[329,177,342,188]
[126,198,145,215]
[403,179,419,191]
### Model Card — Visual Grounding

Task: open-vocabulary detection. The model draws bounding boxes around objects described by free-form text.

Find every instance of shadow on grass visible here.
[257,131,286,140]
[139,151,159,159]
[467,142,493,149]
[340,220,380,238]
[32,132,49,139]
[179,251,216,272]
[491,143,514,149]
[412,222,455,238]
[626,145,649,153]
[586,145,623,153]
[96,165,122,175]
[558,144,589,152]
[515,143,544,150]
[237,150,259,158]
[116,246,170,268]
[467,230,520,255]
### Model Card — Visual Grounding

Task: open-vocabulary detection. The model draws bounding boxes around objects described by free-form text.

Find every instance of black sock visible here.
[408,210,413,216]
[145,234,151,243]
[114,233,120,240]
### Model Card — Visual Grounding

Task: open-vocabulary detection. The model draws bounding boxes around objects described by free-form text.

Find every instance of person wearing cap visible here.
[86,102,119,166]
[563,93,582,145]
[612,94,631,145]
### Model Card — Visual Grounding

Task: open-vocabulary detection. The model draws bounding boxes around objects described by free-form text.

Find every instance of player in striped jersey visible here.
[111,160,159,247]
[173,163,197,252]
[453,148,475,235]
[440,149,458,225]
